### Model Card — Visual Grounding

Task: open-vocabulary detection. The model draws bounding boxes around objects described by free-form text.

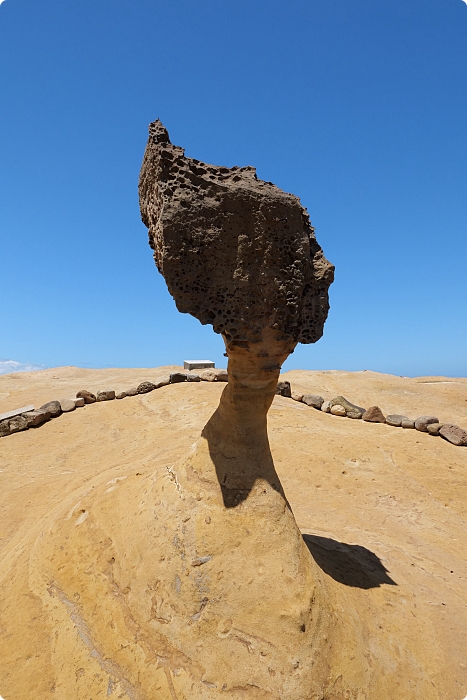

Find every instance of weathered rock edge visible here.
[139,119,334,345]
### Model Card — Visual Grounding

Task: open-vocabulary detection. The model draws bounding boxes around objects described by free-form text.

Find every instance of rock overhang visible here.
[139,119,334,347]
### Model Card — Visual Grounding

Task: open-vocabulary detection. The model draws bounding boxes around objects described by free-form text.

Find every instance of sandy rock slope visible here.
[0,367,466,699]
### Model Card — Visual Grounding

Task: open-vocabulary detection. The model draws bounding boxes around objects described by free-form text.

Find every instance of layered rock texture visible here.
[1,366,466,699]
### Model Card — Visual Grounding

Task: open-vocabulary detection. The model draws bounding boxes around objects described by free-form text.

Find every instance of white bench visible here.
[0,405,35,422]
[183,360,215,371]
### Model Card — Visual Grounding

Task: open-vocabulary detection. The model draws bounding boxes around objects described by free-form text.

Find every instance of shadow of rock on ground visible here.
[303,534,397,589]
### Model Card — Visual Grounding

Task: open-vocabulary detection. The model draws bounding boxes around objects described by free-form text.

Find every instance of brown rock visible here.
[39,400,62,418]
[401,419,415,429]
[139,120,334,345]
[76,390,96,404]
[439,424,467,446]
[169,372,187,384]
[186,373,201,382]
[362,406,386,423]
[347,410,363,419]
[276,381,292,398]
[415,416,439,432]
[126,387,138,396]
[291,390,304,402]
[154,377,170,389]
[199,369,217,382]
[199,369,228,382]
[427,423,442,436]
[0,419,11,437]
[137,381,157,394]
[330,396,365,419]
[96,390,115,402]
[321,400,331,413]
[8,415,29,433]
[22,410,51,427]
[116,391,127,399]
[302,394,324,409]
[386,414,409,427]
[74,397,85,407]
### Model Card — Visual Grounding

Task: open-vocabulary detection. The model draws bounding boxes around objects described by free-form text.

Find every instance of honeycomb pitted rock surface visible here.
[139,120,334,345]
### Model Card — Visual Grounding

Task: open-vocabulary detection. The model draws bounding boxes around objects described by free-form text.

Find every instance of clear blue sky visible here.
[1,0,466,377]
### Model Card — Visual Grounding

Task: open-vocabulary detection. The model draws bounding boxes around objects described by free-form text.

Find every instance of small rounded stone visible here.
[401,419,415,429]
[137,382,157,394]
[386,415,409,427]
[76,390,96,404]
[330,404,346,417]
[415,416,439,433]
[96,391,116,402]
[330,396,365,418]
[154,377,170,388]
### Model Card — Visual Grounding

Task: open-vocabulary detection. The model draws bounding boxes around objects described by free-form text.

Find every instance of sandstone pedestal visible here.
[29,334,373,699]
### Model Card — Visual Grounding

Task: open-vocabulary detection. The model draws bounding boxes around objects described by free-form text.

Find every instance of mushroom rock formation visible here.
[139,119,334,503]
[22,124,439,700]
[135,120,341,695]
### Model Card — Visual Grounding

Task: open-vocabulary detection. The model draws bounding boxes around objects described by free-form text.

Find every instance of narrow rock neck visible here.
[198,332,296,507]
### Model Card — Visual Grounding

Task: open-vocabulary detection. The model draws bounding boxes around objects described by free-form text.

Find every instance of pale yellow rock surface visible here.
[0,366,466,699]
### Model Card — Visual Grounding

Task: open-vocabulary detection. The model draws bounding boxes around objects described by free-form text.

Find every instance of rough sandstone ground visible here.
[0,366,466,699]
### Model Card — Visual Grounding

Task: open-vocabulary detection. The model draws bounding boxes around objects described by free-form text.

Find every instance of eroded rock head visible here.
[139,120,334,346]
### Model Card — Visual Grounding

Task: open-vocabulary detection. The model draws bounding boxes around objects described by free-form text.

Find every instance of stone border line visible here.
[0,370,227,439]
[1,371,466,448]
[276,381,467,447]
